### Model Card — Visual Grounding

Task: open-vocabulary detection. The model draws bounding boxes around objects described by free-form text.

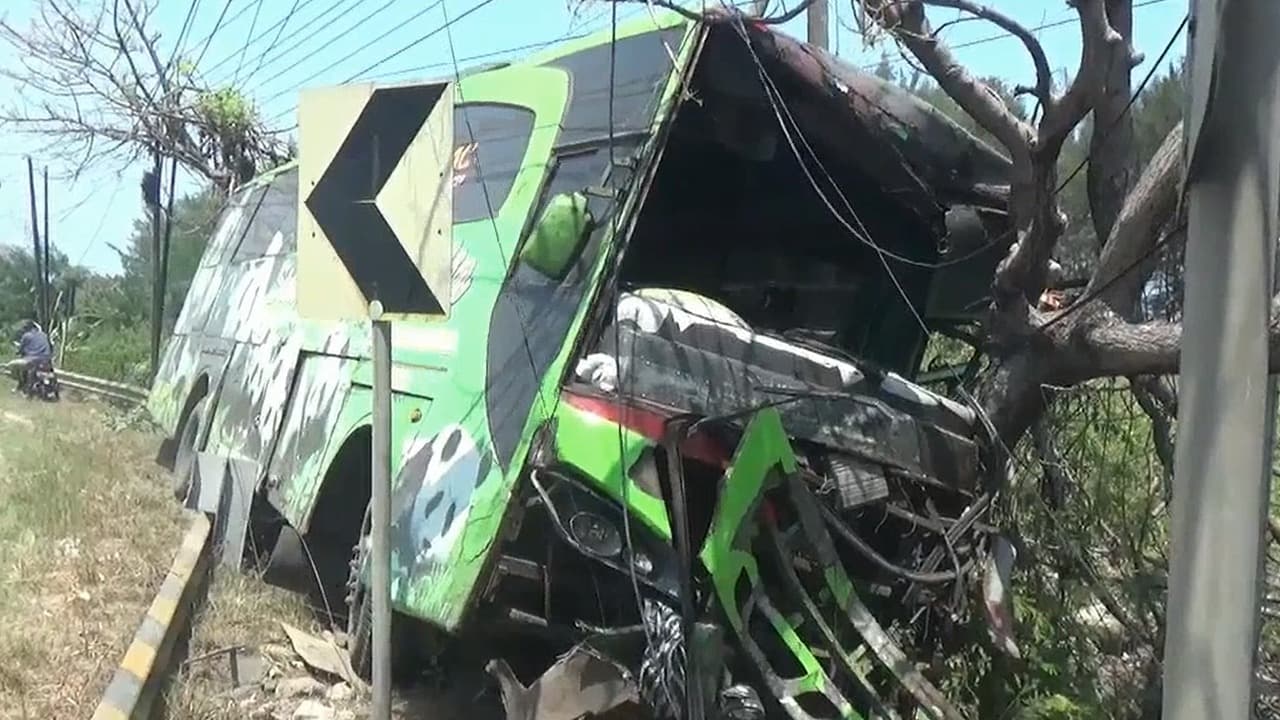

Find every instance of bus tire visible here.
[172,396,207,503]
[345,505,409,682]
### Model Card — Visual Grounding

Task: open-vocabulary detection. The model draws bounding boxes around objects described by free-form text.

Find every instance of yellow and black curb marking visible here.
[91,512,213,720]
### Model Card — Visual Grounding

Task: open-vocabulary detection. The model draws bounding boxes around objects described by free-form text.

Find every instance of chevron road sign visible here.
[296,81,454,321]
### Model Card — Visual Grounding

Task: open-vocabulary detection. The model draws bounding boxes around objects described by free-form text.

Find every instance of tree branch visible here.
[1087,0,1138,243]
[0,0,284,189]
[1130,377,1175,500]
[1039,0,1123,150]
[922,0,1052,105]
[1084,120,1183,312]
[1077,296,1280,379]
[609,0,818,24]
[858,0,1035,162]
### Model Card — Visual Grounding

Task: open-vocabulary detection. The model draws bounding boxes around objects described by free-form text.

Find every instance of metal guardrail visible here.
[58,369,149,405]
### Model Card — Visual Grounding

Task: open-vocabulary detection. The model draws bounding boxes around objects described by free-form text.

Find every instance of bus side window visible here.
[454,103,536,223]
[231,170,299,263]
[202,186,264,268]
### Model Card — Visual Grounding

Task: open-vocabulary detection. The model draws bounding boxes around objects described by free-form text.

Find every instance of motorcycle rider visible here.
[8,319,53,392]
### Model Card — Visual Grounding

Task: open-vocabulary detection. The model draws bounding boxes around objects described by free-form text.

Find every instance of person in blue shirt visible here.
[9,319,53,391]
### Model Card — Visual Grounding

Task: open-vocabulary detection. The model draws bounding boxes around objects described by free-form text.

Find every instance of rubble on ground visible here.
[181,624,375,720]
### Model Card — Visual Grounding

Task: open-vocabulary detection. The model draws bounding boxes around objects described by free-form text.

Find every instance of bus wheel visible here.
[345,505,409,681]
[172,397,207,503]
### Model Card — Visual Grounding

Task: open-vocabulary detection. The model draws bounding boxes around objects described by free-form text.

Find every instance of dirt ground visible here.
[165,566,508,720]
[0,393,186,719]
[162,568,358,720]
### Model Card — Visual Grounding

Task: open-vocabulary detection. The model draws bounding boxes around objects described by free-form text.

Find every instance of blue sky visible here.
[0,0,1187,275]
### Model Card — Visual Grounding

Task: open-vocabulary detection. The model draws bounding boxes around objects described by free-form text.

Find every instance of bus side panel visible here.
[268,353,363,529]
[202,332,302,468]
[148,333,200,436]
[147,333,235,439]
[149,205,253,436]
[200,246,303,465]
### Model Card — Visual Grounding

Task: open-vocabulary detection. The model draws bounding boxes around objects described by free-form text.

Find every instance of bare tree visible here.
[0,0,289,191]
[843,0,1190,454]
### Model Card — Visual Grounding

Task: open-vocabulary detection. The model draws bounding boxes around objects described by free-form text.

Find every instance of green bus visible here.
[149,11,1012,719]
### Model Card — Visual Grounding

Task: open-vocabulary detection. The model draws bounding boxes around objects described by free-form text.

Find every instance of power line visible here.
[343,0,501,82]
[189,0,237,70]
[207,0,358,87]
[361,1,635,82]
[202,0,328,80]
[731,15,1012,465]
[604,0,657,656]
[268,0,640,127]
[860,0,1176,73]
[263,0,501,120]
[168,0,203,70]
[732,5,1192,407]
[1027,14,1191,334]
[77,183,124,267]
[248,0,306,82]
[259,0,443,105]
[231,0,267,84]
[262,1,637,128]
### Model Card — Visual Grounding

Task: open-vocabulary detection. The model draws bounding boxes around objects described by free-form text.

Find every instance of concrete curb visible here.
[91,512,213,720]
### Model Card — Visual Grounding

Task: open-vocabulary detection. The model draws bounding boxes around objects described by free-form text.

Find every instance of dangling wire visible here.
[606,0,658,652]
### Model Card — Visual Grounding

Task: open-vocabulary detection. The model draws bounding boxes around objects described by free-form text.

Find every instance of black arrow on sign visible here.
[306,84,448,315]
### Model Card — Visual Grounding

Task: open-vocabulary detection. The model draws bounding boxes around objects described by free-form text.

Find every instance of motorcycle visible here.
[19,359,60,403]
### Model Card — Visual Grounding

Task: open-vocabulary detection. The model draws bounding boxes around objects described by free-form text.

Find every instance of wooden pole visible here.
[149,149,163,377]
[25,157,43,327]
[42,166,51,329]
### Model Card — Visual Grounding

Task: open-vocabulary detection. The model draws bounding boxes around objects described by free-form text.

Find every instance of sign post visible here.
[370,299,393,719]
[295,79,454,720]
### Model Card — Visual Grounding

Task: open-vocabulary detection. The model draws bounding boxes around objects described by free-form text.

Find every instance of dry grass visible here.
[0,394,186,719]
[166,569,321,719]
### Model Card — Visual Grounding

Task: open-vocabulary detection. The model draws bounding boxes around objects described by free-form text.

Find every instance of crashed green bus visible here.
[149,10,1015,719]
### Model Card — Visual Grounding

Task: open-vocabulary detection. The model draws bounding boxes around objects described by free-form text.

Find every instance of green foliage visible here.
[0,184,218,384]
[61,322,151,386]
[0,244,74,325]
[196,87,258,135]
[107,188,221,331]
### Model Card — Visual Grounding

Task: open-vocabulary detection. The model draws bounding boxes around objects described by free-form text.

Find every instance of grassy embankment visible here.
[0,393,184,718]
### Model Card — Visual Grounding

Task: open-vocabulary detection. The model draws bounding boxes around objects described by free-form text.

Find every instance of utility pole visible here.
[1161,1,1280,718]
[806,0,828,50]
[42,167,51,329]
[147,149,163,376]
[158,156,178,343]
[25,157,43,328]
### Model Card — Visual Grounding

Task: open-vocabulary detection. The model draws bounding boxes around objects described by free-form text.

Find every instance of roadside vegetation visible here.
[0,393,184,718]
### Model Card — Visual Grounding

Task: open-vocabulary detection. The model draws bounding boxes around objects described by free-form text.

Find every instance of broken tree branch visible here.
[1039,0,1123,150]
[1075,296,1280,379]
[1088,0,1138,243]
[1084,121,1183,311]
[858,0,1035,161]
[921,0,1053,106]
